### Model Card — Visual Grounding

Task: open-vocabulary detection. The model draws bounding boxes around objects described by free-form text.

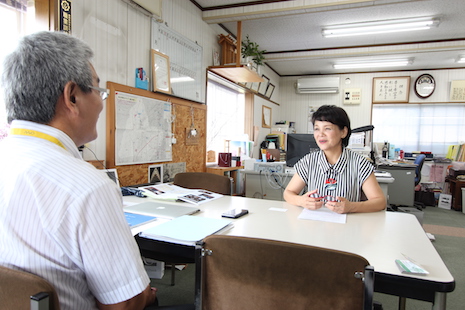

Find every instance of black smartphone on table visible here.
[221,208,249,219]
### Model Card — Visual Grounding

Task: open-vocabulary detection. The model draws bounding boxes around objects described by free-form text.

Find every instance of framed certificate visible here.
[262,105,272,128]
[258,75,270,95]
[372,76,410,103]
[151,49,171,94]
[265,83,275,99]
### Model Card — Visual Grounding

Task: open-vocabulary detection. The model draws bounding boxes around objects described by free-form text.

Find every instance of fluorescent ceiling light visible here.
[171,76,195,83]
[333,59,412,69]
[322,17,439,38]
[457,56,465,63]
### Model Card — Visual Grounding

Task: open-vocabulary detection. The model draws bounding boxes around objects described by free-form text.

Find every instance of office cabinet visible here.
[445,177,465,211]
[379,165,416,207]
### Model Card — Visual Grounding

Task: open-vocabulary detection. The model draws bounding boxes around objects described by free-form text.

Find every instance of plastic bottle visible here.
[382,142,388,159]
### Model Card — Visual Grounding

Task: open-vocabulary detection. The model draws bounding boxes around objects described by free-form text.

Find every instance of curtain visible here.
[372,104,465,157]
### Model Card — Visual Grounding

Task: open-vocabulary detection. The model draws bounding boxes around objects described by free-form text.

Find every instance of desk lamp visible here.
[351,125,375,165]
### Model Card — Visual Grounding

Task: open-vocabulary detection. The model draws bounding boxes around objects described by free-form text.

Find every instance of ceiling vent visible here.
[296,77,340,94]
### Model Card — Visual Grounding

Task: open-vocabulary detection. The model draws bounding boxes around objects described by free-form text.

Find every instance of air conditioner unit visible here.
[296,77,340,94]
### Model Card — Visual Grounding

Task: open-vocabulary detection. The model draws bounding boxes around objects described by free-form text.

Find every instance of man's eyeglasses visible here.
[88,85,109,101]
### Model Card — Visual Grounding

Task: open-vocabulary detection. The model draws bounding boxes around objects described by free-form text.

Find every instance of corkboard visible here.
[105,82,206,187]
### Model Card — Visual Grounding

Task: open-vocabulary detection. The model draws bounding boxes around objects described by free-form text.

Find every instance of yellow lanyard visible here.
[9,128,66,149]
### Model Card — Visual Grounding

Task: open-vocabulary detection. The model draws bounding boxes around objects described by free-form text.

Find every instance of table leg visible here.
[432,292,446,310]
[398,297,406,310]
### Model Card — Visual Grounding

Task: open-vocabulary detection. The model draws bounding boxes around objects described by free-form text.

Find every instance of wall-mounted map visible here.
[115,91,172,165]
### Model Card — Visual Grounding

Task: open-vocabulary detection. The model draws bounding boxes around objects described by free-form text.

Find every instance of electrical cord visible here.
[83,145,146,197]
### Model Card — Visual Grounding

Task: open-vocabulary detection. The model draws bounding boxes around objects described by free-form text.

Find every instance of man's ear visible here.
[62,81,79,111]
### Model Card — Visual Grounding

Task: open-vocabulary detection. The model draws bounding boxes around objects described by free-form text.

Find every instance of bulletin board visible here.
[106,82,207,186]
[151,21,203,103]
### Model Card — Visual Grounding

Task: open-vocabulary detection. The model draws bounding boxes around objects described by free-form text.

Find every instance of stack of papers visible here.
[298,207,347,224]
[140,215,232,246]
[139,183,223,205]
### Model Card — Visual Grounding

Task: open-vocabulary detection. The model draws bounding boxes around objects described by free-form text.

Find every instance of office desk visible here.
[243,169,394,202]
[126,196,454,310]
[445,176,465,211]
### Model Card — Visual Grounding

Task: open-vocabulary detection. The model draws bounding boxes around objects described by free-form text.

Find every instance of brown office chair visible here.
[173,172,232,195]
[200,235,374,310]
[0,265,60,310]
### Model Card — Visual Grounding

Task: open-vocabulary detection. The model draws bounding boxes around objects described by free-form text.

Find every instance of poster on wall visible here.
[151,20,203,103]
[450,80,465,102]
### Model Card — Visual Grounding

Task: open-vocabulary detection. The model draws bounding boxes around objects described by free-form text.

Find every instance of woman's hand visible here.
[325,196,353,214]
[300,189,324,210]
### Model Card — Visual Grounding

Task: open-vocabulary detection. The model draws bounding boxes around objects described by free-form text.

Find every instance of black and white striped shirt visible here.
[294,148,374,201]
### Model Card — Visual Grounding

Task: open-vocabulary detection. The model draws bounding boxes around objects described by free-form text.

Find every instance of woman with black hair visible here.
[283,105,386,213]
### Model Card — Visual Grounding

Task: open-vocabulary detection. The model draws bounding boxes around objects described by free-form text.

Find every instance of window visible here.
[0,1,31,125]
[372,104,465,157]
[206,73,248,160]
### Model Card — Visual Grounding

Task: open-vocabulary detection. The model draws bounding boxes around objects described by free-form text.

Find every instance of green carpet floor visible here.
[150,206,465,309]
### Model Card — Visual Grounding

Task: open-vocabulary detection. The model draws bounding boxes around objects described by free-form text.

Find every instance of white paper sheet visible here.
[298,207,347,224]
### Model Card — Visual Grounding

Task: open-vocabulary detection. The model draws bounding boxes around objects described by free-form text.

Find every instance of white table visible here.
[126,195,454,310]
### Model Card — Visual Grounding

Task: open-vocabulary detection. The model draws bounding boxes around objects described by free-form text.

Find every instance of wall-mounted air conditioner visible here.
[295,77,340,94]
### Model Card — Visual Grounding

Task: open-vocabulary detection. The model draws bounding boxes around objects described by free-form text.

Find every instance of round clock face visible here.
[414,74,435,98]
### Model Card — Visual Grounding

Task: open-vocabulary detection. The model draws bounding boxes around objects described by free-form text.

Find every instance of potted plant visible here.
[241,35,266,68]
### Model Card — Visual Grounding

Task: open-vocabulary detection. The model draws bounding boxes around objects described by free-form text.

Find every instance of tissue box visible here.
[143,258,164,279]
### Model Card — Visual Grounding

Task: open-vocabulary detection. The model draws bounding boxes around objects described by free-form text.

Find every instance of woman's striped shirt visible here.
[294,148,374,202]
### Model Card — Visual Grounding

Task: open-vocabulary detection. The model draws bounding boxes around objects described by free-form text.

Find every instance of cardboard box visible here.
[143,258,164,279]
[438,194,452,210]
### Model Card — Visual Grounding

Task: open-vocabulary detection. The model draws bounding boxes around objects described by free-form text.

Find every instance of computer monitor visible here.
[286,133,319,167]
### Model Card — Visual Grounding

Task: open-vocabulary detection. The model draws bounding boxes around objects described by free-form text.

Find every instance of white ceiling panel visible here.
[192,0,465,75]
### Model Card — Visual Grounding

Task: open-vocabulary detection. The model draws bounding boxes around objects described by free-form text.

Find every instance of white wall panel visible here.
[71,0,222,161]
[277,69,465,136]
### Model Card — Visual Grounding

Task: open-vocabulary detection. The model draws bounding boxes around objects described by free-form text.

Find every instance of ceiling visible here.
[192,0,465,76]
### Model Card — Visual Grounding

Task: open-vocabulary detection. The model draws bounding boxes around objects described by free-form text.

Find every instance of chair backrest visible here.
[0,265,60,310]
[200,235,374,310]
[173,172,232,195]
[414,154,426,186]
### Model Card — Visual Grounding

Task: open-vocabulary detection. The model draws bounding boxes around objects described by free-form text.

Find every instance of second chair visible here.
[200,235,374,310]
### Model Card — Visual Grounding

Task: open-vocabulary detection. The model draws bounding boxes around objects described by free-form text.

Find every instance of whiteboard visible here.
[115,91,172,165]
[151,21,203,103]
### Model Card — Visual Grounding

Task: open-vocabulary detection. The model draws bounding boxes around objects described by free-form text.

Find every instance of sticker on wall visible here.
[343,88,362,105]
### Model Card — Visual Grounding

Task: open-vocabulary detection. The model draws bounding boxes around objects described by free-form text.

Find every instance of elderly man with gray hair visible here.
[0,31,157,310]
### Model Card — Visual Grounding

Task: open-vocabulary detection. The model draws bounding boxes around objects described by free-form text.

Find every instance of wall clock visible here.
[414,74,435,99]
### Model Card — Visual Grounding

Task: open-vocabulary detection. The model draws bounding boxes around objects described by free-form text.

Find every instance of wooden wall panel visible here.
[105,82,206,187]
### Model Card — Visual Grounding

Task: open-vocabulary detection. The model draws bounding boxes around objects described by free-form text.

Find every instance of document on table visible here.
[140,215,233,246]
[298,207,347,224]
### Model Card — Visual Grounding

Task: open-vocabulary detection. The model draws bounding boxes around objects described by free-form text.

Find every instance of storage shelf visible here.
[208,65,264,83]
